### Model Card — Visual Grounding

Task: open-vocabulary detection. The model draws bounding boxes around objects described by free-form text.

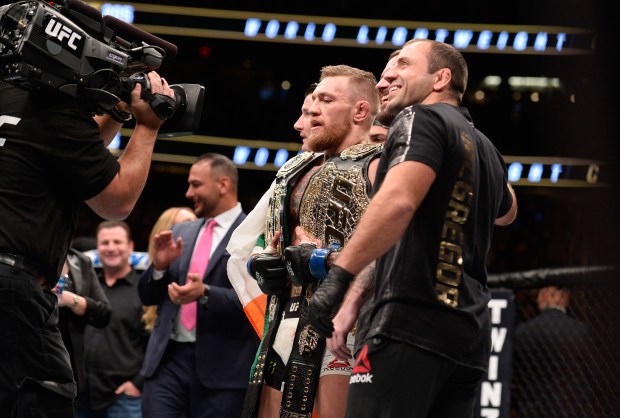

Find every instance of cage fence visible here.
[488,266,620,418]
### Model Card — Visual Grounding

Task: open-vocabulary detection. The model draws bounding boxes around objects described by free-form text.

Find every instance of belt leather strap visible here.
[278,284,325,418]
[0,252,40,278]
[242,294,286,418]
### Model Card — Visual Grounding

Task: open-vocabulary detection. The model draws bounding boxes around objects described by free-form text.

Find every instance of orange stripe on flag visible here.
[244,294,268,338]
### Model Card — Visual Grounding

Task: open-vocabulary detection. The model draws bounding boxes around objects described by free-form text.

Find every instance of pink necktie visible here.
[181,219,217,331]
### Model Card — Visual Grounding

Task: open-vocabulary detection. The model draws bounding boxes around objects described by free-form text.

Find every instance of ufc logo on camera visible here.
[43,16,83,53]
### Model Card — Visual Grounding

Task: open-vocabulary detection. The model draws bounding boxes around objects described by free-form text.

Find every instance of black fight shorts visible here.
[346,337,484,418]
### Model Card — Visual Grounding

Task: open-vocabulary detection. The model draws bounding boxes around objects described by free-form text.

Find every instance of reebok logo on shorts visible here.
[350,344,373,384]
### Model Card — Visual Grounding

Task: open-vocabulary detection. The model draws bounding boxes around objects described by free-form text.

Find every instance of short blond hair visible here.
[319,64,380,121]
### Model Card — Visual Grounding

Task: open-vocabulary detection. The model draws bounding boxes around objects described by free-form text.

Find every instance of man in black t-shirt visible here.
[0,70,174,417]
[78,221,148,417]
[309,39,518,418]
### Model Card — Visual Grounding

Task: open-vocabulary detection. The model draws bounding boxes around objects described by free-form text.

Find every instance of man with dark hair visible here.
[362,50,398,148]
[78,221,149,417]
[139,153,259,418]
[295,82,319,152]
[309,39,518,417]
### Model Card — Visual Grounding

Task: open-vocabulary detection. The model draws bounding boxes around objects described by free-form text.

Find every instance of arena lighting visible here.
[504,156,604,187]
[509,76,562,89]
[95,2,595,55]
[480,76,563,91]
[100,3,134,22]
[114,129,610,187]
[483,76,503,88]
[107,133,121,150]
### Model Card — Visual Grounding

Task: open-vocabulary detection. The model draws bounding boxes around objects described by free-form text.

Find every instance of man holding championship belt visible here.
[239,64,382,418]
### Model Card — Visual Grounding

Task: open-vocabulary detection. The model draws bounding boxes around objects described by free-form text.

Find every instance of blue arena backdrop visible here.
[83,250,150,271]
[100,2,595,56]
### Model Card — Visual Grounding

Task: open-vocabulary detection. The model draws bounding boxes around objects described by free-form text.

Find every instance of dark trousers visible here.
[141,341,246,418]
[346,337,484,418]
[0,264,76,417]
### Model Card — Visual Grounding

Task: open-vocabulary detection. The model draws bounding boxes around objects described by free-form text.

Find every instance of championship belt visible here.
[299,143,380,246]
[266,151,324,247]
[278,143,382,417]
[279,285,324,418]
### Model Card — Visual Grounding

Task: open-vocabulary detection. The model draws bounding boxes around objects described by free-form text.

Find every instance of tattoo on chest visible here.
[289,164,322,225]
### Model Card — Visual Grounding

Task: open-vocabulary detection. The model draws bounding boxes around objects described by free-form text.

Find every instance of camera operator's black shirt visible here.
[0,83,119,284]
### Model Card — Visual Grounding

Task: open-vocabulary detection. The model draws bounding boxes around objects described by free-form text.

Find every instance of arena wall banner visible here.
[475,290,515,418]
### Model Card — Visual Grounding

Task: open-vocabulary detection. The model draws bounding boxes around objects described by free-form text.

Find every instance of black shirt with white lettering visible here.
[0,83,119,284]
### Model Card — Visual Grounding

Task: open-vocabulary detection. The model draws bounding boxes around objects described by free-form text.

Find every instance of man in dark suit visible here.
[138,153,259,418]
[512,285,590,418]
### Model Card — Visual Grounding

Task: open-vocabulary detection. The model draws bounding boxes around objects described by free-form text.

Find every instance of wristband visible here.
[72,294,79,308]
[109,105,133,123]
[309,243,341,279]
[247,254,259,277]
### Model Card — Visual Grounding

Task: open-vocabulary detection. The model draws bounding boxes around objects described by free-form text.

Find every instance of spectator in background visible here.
[512,285,590,418]
[138,153,259,418]
[53,247,111,415]
[142,206,197,332]
[365,118,389,145]
[78,221,149,418]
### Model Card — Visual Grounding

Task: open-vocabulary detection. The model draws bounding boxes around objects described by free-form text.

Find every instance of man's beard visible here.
[376,108,396,127]
[305,119,350,153]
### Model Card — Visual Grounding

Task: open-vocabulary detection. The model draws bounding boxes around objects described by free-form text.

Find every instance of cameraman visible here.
[0,70,174,417]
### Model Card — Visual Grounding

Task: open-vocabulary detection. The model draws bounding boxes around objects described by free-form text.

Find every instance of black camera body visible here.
[0,0,204,135]
[120,72,176,121]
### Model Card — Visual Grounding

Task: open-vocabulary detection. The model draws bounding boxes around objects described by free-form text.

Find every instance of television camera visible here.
[0,0,204,135]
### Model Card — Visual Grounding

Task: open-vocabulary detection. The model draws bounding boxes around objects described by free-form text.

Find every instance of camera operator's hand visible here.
[115,100,132,114]
[131,71,175,129]
[87,71,176,220]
